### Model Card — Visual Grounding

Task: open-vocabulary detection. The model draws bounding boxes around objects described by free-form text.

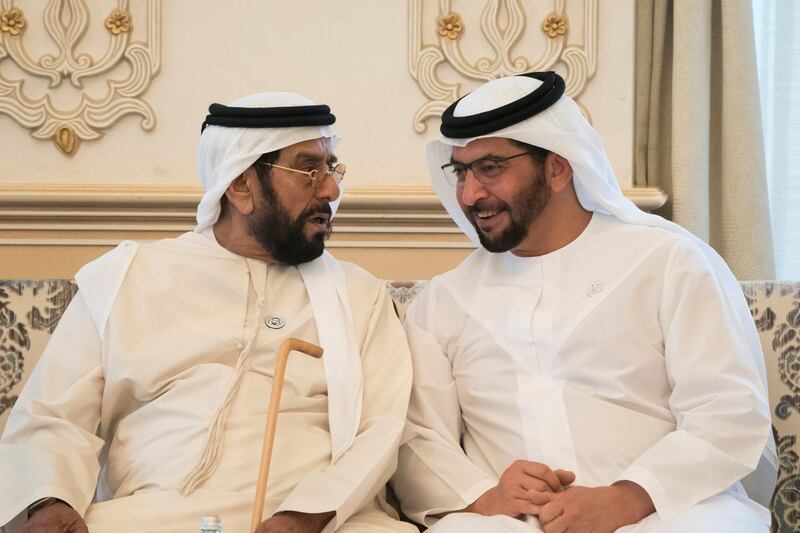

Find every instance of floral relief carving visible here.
[0,6,24,36]
[0,0,161,156]
[408,0,598,133]
[437,12,463,40]
[105,8,132,35]
[541,12,568,38]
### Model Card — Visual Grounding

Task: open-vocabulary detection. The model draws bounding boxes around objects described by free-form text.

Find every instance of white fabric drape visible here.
[635,0,775,280]
[753,0,800,281]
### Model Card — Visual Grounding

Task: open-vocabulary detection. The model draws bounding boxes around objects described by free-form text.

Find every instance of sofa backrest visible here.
[1,280,798,532]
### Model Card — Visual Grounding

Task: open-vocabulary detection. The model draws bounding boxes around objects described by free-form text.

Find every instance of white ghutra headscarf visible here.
[195,91,342,231]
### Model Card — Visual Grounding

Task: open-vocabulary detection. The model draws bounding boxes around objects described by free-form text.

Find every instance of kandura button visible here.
[264,315,285,329]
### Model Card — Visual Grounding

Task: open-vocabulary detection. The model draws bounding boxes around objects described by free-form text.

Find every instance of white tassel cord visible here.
[179,281,265,495]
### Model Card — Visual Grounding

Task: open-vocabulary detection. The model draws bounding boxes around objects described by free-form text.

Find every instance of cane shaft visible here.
[250,338,323,532]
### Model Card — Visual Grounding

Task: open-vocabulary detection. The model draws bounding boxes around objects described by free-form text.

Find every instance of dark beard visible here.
[248,181,332,266]
[465,169,551,253]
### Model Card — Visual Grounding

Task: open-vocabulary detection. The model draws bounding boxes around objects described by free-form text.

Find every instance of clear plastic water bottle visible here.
[200,515,222,533]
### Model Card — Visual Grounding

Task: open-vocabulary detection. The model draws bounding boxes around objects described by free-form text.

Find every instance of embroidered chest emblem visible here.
[587,281,603,297]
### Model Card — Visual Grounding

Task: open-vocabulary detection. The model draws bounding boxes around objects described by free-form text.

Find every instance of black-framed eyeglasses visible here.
[440,152,534,186]
[259,162,347,187]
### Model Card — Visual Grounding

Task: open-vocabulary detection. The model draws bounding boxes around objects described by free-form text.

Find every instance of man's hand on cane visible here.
[255,511,335,533]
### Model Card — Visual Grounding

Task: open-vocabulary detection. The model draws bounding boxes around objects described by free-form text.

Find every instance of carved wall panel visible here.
[409,0,597,133]
[0,0,160,156]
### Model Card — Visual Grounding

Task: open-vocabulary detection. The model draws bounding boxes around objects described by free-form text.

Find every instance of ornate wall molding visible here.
[409,0,597,133]
[0,184,667,248]
[0,0,161,156]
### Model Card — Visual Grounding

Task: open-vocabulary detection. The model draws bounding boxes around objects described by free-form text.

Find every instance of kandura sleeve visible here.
[0,292,105,525]
[615,240,772,519]
[392,287,496,527]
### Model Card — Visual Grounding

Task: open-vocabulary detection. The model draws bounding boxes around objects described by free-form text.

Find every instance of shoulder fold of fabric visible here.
[298,251,363,462]
[74,240,139,341]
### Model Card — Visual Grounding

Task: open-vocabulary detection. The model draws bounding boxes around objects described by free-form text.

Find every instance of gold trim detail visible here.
[0,0,161,155]
[437,12,463,40]
[0,6,25,36]
[105,8,132,35]
[542,12,568,38]
[408,0,598,132]
[54,125,78,156]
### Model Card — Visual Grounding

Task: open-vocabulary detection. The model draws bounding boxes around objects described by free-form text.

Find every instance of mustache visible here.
[466,199,509,217]
[300,202,332,221]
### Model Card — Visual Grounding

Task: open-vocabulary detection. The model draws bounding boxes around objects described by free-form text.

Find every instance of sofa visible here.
[1,279,798,532]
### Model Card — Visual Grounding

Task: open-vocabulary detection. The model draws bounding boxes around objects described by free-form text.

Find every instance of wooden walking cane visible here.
[250,337,324,533]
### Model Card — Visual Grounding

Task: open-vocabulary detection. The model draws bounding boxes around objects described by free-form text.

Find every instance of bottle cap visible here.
[200,515,222,530]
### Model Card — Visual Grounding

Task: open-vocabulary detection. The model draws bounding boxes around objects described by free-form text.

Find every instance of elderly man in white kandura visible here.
[0,92,416,533]
[391,72,777,532]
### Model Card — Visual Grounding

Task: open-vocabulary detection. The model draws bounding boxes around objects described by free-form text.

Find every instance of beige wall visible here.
[0,0,663,280]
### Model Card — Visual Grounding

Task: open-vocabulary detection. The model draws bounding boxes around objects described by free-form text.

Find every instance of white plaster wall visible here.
[0,0,634,188]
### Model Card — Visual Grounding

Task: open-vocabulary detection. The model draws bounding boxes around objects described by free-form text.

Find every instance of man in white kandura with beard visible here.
[0,93,416,533]
[392,72,777,532]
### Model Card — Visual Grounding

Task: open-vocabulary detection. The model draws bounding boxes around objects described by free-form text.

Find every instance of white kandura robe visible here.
[392,213,772,532]
[0,231,415,532]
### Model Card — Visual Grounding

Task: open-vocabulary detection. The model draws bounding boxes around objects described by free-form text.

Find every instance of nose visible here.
[459,170,488,207]
[314,173,341,203]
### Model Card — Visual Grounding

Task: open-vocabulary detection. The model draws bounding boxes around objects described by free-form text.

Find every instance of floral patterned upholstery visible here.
[741,282,800,532]
[0,281,78,433]
[1,280,798,532]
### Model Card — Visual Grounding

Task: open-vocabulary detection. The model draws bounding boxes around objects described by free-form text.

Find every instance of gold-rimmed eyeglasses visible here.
[260,162,347,187]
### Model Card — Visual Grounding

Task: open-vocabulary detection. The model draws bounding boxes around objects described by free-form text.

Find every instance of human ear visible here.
[546,153,574,193]
[224,168,258,216]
